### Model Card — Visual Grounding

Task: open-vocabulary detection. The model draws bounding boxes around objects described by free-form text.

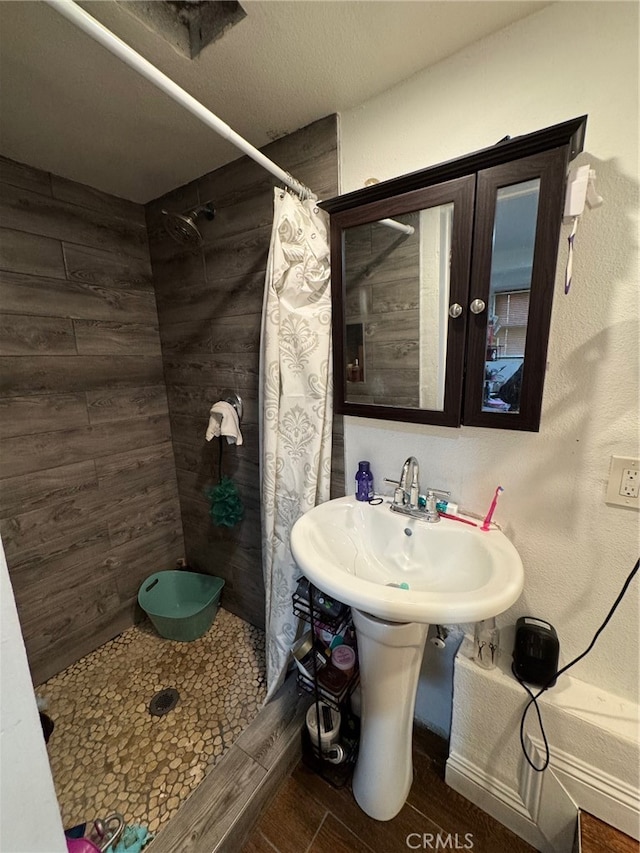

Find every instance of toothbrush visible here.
[481,486,504,531]
[438,511,478,527]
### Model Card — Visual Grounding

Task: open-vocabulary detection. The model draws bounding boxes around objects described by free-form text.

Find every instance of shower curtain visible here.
[260,188,333,701]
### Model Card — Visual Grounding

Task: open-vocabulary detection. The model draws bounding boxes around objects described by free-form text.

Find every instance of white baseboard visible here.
[446,751,547,851]
[521,734,640,843]
[446,739,640,853]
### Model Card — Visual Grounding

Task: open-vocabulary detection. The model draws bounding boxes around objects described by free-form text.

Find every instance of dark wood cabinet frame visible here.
[321,115,587,432]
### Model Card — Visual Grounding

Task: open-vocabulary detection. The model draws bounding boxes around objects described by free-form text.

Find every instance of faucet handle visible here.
[422,488,449,519]
[384,477,404,505]
[424,488,451,498]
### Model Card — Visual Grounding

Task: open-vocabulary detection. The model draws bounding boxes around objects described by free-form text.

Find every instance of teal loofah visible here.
[206,476,244,527]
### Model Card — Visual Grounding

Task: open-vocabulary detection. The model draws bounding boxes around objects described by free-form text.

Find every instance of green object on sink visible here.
[138,571,224,641]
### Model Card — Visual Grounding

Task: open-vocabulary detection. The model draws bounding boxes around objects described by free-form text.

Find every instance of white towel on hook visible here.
[205,401,243,445]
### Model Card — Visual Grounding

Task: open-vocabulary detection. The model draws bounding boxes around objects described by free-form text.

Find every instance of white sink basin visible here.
[291,495,524,623]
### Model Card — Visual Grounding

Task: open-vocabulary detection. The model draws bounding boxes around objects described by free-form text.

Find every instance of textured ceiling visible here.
[0,1,548,203]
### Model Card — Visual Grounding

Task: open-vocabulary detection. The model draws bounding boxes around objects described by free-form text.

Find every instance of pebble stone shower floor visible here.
[40,608,266,838]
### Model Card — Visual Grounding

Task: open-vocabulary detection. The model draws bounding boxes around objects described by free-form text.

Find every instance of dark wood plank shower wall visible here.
[0,114,342,683]
[0,156,183,685]
[147,115,343,630]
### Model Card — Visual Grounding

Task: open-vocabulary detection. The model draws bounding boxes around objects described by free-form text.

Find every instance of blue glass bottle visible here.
[355,461,374,502]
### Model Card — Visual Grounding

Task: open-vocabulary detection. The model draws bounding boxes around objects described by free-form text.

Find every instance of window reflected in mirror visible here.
[483,179,540,415]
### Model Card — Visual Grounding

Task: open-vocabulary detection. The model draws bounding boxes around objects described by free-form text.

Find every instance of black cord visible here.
[218,436,223,484]
[514,557,639,772]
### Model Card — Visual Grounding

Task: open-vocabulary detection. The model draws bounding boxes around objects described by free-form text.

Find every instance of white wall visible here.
[0,537,66,853]
[339,3,639,840]
[340,0,639,707]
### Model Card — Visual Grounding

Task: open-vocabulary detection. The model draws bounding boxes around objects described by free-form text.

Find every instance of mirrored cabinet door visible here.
[464,148,567,431]
[332,176,475,426]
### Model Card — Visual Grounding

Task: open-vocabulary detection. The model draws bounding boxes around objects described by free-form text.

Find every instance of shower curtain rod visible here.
[45,0,414,236]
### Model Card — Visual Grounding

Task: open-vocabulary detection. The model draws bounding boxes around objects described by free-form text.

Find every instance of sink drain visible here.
[149,688,180,717]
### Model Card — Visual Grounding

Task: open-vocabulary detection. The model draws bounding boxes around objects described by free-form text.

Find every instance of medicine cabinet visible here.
[320,116,587,431]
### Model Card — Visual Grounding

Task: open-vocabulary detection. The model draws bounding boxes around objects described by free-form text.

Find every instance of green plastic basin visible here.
[138,571,225,642]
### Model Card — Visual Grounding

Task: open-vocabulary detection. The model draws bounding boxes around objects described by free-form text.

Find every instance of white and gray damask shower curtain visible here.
[259,188,333,701]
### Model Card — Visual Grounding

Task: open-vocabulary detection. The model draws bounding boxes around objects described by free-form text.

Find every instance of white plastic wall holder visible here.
[564,164,603,220]
[564,164,590,218]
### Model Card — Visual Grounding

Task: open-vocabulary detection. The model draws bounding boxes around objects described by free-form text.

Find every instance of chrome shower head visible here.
[161,202,215,247]
[162,210,202,247]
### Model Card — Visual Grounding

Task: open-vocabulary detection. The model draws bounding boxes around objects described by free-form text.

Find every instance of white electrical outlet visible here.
[606,456,640,510]
[621,468,639,498]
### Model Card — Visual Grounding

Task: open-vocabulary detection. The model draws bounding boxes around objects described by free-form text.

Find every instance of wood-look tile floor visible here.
[243,730,536,853]
[579,810,638,853]
[40,608,265,836]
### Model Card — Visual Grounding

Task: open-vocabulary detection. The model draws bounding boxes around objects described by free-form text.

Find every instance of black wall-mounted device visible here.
[512,617,559,688]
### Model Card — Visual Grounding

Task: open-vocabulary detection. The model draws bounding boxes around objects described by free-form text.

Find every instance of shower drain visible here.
[149,688,180,717]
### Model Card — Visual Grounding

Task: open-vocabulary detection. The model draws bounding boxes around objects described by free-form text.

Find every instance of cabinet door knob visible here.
[470,298,486,314]
[448,303,463,318]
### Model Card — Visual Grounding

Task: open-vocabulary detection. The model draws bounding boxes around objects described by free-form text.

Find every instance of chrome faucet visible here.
[384,456,420,511]
[385,456,450,523]
[385,456,420,510]
[400,456,420,508]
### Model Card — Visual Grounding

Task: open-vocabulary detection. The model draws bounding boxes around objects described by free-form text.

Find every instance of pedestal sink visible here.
[290,496,524,820]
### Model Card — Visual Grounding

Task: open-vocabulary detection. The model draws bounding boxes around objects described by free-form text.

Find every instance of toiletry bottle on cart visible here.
[355,461,374,501]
